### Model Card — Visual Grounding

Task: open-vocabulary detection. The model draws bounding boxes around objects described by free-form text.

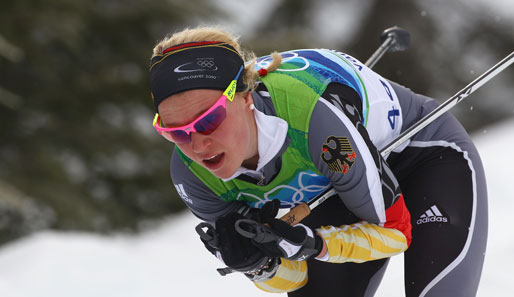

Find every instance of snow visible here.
[0,117,513,296]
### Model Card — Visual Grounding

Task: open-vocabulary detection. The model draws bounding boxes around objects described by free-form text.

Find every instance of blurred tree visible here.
[248,0,316,55]
[0,0,223,244]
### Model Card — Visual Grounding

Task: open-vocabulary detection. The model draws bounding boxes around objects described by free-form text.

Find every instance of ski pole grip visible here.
[279,202,311,226]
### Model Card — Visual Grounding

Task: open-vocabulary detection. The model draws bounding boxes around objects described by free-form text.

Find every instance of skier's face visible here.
[158,89,258,179]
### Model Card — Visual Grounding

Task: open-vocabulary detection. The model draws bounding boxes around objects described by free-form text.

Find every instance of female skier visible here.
[148,26,488,297]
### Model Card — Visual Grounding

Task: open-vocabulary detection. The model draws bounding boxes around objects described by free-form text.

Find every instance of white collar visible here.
[222,108,288,182]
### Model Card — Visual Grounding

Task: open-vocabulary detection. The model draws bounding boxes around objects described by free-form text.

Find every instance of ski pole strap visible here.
[235,219,281,243]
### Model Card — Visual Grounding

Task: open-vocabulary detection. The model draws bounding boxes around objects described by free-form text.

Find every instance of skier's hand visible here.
[236,200,324,261]
[196,212,276,276]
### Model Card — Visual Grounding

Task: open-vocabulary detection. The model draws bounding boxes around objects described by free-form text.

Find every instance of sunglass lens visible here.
[195,105,226,135]
[168,130,191,144]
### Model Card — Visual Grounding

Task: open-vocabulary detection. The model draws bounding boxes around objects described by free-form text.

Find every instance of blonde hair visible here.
[152,26,282,92]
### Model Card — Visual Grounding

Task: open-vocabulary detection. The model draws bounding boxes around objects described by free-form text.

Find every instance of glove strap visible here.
[195,222,219,248]
[278,223,320,261]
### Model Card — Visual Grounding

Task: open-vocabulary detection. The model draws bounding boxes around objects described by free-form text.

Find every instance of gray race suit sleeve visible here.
[308,83,402,224]
[170,150,248,223]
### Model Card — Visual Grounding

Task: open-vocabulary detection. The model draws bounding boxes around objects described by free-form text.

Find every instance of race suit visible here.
[170,49,488,297]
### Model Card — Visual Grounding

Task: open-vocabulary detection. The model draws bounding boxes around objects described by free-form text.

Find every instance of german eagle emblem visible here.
[321,136,357,174]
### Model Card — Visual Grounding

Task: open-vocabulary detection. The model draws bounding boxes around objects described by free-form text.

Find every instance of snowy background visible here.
[0,117,513,296]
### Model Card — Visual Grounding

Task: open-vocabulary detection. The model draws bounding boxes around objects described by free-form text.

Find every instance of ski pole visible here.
[281,50,514,226]
[381,50,514,156]
[365,26,410,68]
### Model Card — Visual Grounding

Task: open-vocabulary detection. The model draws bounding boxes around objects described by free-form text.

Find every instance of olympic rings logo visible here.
[236,171,331,208]
[256,52,310,72]
[197,59,215,68]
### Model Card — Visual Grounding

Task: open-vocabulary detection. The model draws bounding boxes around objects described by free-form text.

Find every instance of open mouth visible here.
[202,153,225,170]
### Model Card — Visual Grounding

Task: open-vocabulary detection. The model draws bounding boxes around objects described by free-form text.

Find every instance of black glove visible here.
[236,200,324,261]
[196,212,276,276]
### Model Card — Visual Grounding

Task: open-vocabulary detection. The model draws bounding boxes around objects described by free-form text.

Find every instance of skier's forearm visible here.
[317,221,408,263]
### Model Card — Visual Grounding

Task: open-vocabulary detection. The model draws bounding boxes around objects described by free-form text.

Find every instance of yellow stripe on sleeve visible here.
[253,259,308,293]
[317,221,408,263]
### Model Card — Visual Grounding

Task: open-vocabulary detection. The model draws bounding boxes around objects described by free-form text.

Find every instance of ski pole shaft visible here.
[282,50,514,225]
[365,36,393,68]
[381,50,514,156]
[365,26,410,68]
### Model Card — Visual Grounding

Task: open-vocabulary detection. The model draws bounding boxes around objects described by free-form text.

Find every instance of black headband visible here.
[149,41,246,111]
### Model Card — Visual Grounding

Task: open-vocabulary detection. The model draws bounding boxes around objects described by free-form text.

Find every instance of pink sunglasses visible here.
[153,66,244,144]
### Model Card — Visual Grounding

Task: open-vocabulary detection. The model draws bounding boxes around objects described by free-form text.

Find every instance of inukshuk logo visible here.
[321,136,357,174]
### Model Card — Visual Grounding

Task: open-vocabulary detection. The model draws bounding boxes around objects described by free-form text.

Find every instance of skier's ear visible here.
[242,91,254,108]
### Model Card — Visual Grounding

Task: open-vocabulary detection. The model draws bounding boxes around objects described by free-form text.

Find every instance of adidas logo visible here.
[174,184,193,205]
[416,205,449,225]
